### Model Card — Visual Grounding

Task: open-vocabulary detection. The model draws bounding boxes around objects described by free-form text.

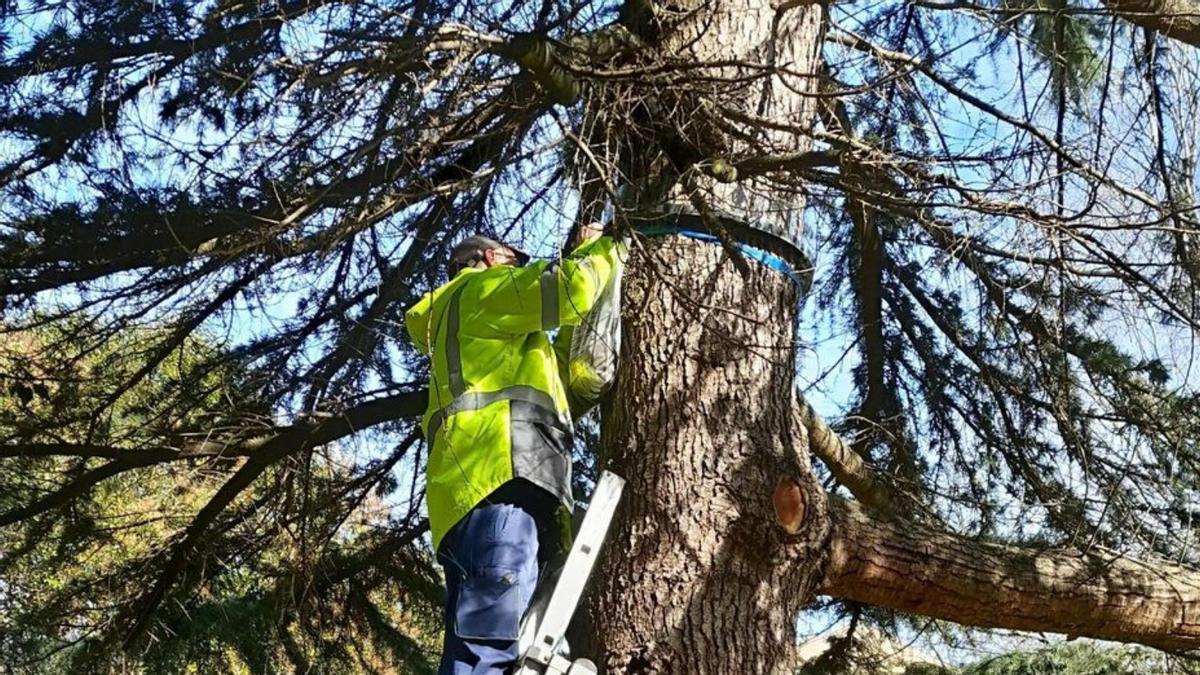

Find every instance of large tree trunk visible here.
[578,0,1200,669]
[586,0,825,672]
[592,237,828,673]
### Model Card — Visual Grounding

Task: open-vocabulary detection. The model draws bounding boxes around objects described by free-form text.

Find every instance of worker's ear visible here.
[482,248,497,267]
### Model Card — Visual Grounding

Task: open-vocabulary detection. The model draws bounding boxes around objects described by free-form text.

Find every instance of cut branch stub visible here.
[773,477,806,534]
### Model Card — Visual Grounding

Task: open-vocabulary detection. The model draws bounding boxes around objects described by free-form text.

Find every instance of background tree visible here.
[4,0,1200,671]
[0,318,441,672]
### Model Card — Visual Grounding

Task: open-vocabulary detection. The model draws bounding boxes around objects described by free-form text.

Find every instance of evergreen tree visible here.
[3,0,1200,670]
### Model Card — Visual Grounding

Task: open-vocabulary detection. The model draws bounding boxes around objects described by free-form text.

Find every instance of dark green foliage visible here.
[0,320,440,672]
[1006,0,1103,98]
[961,642,1190,675]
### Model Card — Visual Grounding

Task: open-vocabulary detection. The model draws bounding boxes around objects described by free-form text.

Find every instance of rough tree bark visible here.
[586,0,827,672]
[579,0,1200,670]
[1103,0,1200,49]
[592,238,828,673]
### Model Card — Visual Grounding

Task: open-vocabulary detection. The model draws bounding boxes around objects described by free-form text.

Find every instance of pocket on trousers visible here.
[455,564,524,641]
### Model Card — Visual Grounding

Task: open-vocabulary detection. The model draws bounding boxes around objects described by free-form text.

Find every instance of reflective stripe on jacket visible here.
[405,236,622,551]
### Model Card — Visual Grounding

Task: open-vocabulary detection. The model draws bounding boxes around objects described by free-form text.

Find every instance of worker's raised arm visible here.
[404,293,434,355]
[551,323,591,419]
[551,235,623,326]
[473,235,622,337]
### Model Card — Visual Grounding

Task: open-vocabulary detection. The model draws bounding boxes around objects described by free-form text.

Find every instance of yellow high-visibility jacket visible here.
[405,236,622,551]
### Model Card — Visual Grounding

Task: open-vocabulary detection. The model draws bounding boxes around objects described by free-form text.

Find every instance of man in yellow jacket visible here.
[405,226,621,674]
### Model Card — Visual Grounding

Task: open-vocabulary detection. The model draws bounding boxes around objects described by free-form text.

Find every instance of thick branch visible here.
[820,498,1200,651]
[793,396,898,515]
[0,390,426,536]
[2,388,427,459]
[0,443,206,461]
[732,150,839,178]
[1104,0,1200,48]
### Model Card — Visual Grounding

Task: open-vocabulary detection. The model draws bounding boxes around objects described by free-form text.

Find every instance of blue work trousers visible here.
[438,480,559,675]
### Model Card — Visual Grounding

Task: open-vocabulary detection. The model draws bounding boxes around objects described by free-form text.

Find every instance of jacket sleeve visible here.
[474,236,622,337]
[551,324,588,419]
[404,293,434,355]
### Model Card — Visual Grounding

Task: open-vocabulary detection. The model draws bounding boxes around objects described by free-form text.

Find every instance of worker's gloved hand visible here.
[572,222,603,249]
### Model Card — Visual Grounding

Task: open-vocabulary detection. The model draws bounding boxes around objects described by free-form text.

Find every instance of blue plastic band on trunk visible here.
[635,224,809,289]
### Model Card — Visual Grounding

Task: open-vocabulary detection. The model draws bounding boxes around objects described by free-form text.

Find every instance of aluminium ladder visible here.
[515,471,625,675]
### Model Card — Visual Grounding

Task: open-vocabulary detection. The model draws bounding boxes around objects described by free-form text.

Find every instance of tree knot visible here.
[773,477,806,535]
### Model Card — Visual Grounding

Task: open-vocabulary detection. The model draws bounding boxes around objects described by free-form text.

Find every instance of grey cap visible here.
[448,235,530,276]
